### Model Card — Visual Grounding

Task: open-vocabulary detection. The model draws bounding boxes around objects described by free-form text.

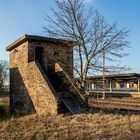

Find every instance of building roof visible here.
[6,34,76,51]
[87,73,140,80]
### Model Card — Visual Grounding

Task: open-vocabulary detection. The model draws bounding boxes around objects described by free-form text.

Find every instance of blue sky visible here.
[0,0,140,73]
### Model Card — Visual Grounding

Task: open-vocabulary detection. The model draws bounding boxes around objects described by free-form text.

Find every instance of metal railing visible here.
[55,62,86,103]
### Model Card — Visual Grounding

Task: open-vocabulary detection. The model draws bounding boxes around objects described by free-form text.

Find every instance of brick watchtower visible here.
[6,35,86,115]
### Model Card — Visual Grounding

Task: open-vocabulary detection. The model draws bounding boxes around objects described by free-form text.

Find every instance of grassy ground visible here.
[1,98,140,140]
[0,112,140,140]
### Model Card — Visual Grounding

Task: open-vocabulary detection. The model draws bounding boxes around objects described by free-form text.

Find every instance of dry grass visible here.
[0,98,9,106]
[0,97,9,119]
[0,112,140,140]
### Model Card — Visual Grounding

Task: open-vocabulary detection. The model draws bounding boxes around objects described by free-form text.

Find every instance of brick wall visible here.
[28,41,73,77]
[9,41,60,115]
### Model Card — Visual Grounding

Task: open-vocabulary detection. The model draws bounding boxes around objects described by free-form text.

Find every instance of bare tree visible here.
[44,0,130,91]
[0,60,8,94]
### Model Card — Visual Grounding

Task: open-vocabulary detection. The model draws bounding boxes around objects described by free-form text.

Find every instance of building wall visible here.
[28,41,73,77]
[9,41,60,115]
[10,41,31,114]
[85,79,139,92]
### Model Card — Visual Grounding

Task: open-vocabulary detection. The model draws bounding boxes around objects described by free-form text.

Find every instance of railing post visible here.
[110,80,112,92]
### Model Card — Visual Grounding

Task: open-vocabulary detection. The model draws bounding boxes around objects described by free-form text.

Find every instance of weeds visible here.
[0,97,10,120]
[0,113,140,140]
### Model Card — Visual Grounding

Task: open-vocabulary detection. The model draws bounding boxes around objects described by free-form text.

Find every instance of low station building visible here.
[85,73,140,93]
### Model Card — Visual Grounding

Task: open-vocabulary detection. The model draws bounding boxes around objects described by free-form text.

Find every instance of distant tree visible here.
[44,0,130,91]
[0,60,8,94]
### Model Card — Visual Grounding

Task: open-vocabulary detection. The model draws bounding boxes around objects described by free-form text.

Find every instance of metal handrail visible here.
[55,62,86,103]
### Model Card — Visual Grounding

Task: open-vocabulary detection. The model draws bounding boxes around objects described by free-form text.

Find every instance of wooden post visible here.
[138,78,140,92]
[110,80,112,92]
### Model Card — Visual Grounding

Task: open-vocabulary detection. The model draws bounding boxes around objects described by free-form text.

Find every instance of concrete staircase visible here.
[47,72,86,114]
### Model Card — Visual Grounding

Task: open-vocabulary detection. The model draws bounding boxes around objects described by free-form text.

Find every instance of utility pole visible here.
[102,49,105,99]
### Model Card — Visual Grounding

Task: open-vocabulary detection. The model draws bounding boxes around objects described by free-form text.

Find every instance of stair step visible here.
[46,72,86,114]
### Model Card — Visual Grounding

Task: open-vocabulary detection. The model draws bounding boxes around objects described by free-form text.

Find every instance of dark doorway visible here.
[35,47,43,65]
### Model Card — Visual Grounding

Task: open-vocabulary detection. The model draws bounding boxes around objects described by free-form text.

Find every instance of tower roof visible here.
[6,34,76,51]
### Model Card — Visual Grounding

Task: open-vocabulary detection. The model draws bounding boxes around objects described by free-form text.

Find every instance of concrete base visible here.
[87,91,140,98]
